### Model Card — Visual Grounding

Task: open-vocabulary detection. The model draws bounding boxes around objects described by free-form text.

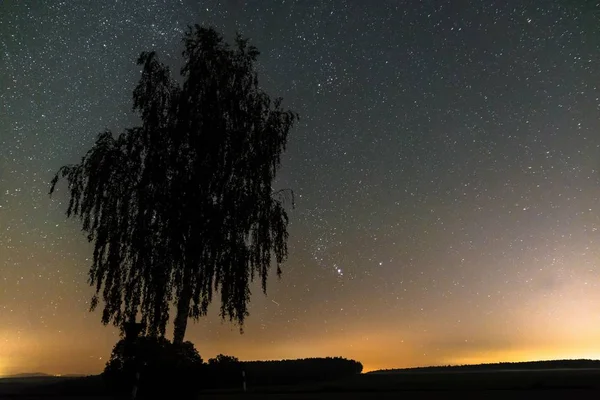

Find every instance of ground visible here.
[3,368,600,399]
[4,390,600,399]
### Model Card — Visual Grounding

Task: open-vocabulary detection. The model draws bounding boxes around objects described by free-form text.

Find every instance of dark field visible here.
[4,368,600,399]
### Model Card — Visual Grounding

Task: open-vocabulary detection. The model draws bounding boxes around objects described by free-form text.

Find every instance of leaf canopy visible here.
[50,25,297,339]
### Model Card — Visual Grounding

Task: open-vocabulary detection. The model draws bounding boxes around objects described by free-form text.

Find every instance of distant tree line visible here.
[203,357,364,389]
[102,336,362,398]
[372,359,600,374]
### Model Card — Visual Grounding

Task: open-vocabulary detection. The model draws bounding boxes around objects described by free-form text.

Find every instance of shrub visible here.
[103,336,203,399]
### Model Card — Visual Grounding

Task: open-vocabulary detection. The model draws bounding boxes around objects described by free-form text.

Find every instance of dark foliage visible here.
[49,25,298,343]
[208,353,240,365]
[102,336,203,399]
[202,357,363,390]
[243,357,363,387]
[203,354,244,389]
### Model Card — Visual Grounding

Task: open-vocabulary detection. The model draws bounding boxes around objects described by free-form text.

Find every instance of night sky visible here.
[2,1,600,376]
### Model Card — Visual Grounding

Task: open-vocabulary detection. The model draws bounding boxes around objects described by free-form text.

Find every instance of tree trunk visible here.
[174,233,198,345]
[173,281,192,345]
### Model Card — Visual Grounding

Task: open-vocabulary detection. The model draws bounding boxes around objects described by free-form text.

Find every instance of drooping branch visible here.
[50,25,297,342]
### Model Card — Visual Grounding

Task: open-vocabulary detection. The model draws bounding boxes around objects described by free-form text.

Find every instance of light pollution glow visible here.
[3,266,600,376]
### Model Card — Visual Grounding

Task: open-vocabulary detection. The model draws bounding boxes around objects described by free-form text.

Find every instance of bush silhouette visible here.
[104,338,362,395]
[103,336,203,399]
[208,354,240,365]
[201,356,363,390]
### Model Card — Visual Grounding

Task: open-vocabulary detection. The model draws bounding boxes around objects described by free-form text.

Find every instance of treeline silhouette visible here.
[102,336,362,398]
[204,357,364,389]
[373,359,600,373]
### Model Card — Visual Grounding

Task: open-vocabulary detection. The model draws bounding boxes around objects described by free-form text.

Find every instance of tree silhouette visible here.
[49,25,298,344]
[208,354,240,366]
[103,336,203,398]
[201,356,363,390]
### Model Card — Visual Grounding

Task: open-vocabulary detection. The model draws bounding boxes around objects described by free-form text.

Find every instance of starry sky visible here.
[1,0,600,376]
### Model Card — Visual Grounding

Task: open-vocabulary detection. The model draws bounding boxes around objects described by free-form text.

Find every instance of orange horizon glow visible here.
[3,251,600,377]
[5,343,600,377]
[4,265,600,377]
[4,313,600,377]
